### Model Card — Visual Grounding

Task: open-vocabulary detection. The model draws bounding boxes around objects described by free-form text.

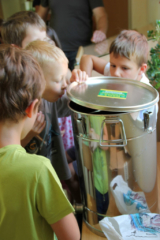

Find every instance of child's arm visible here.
[80,54,108,77]
[37,163,80,240]
[51,213,80,240]
[21,111,46,147]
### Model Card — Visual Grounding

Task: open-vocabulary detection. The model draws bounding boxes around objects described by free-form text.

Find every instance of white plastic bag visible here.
[100,213,160,240]
[110,175,149,214]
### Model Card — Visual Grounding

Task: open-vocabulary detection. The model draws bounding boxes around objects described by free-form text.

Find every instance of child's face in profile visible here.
[22,26,47,48]
[42,60,68,102]
[110,53,142,81]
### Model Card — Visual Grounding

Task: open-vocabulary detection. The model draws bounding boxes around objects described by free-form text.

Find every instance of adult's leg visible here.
[64,50,78,71]
[65,146,81,203]
[65,162,81,203]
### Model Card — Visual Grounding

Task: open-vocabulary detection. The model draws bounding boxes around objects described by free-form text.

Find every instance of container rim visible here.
[67,77,159,113]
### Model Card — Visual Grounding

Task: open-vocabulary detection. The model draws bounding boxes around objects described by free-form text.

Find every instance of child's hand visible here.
[21,111,46,148]
[70,69,88,84]
[31,111,46,136]
[58,123,65,137]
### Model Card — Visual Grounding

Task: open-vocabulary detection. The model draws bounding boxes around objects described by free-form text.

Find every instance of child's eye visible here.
[60,76,64,82]
[122,67,129,70]
[110,64,116,68]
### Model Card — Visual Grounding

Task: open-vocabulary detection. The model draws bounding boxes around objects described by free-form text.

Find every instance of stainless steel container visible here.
[67,77,159,237]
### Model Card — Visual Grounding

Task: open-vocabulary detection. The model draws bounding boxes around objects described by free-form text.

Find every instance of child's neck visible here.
[0,121,22,148]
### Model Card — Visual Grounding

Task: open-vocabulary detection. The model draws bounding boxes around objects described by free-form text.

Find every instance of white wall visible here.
[1,0,32,19]
[147,0,160,25]
[128,0,148,29]
[128,0,160,30]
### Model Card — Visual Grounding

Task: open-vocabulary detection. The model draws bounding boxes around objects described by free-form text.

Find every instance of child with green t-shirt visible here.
[0,45,80,240]
[1,10,86,204]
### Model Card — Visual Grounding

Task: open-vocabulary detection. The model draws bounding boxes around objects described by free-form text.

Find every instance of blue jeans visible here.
[95,188,109,221]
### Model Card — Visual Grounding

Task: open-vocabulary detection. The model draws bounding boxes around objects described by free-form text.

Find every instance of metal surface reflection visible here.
[69,101,159,237]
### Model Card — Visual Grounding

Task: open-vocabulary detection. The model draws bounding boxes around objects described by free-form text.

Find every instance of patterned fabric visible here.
[58,115,74,150]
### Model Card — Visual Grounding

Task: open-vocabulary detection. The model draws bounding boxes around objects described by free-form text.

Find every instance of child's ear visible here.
[25,99,39,118]
[139,63,147,75]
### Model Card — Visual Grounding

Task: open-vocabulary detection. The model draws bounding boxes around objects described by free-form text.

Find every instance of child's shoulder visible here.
[17,145,56,176]
[11,144,51,168]
[23,147,51,166]
[0,144,51,168]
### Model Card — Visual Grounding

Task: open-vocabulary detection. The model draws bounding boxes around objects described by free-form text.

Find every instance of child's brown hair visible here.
[109,30,149,67]
[1,11,46,47]
[0,44,45,122]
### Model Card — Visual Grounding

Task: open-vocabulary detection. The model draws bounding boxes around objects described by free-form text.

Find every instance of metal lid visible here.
[67,76,159,112]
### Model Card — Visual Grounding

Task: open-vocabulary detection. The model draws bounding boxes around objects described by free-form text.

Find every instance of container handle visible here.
[99,118,127,147]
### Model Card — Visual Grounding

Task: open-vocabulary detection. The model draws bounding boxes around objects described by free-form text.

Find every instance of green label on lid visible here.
[98,89,127,99]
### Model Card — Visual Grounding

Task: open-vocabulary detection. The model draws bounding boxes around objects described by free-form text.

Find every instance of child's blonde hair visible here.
[109,30,149,67]
[25,40,68,69]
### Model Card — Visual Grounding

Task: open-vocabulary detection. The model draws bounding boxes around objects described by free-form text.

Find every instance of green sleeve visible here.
[36,160,74,225]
